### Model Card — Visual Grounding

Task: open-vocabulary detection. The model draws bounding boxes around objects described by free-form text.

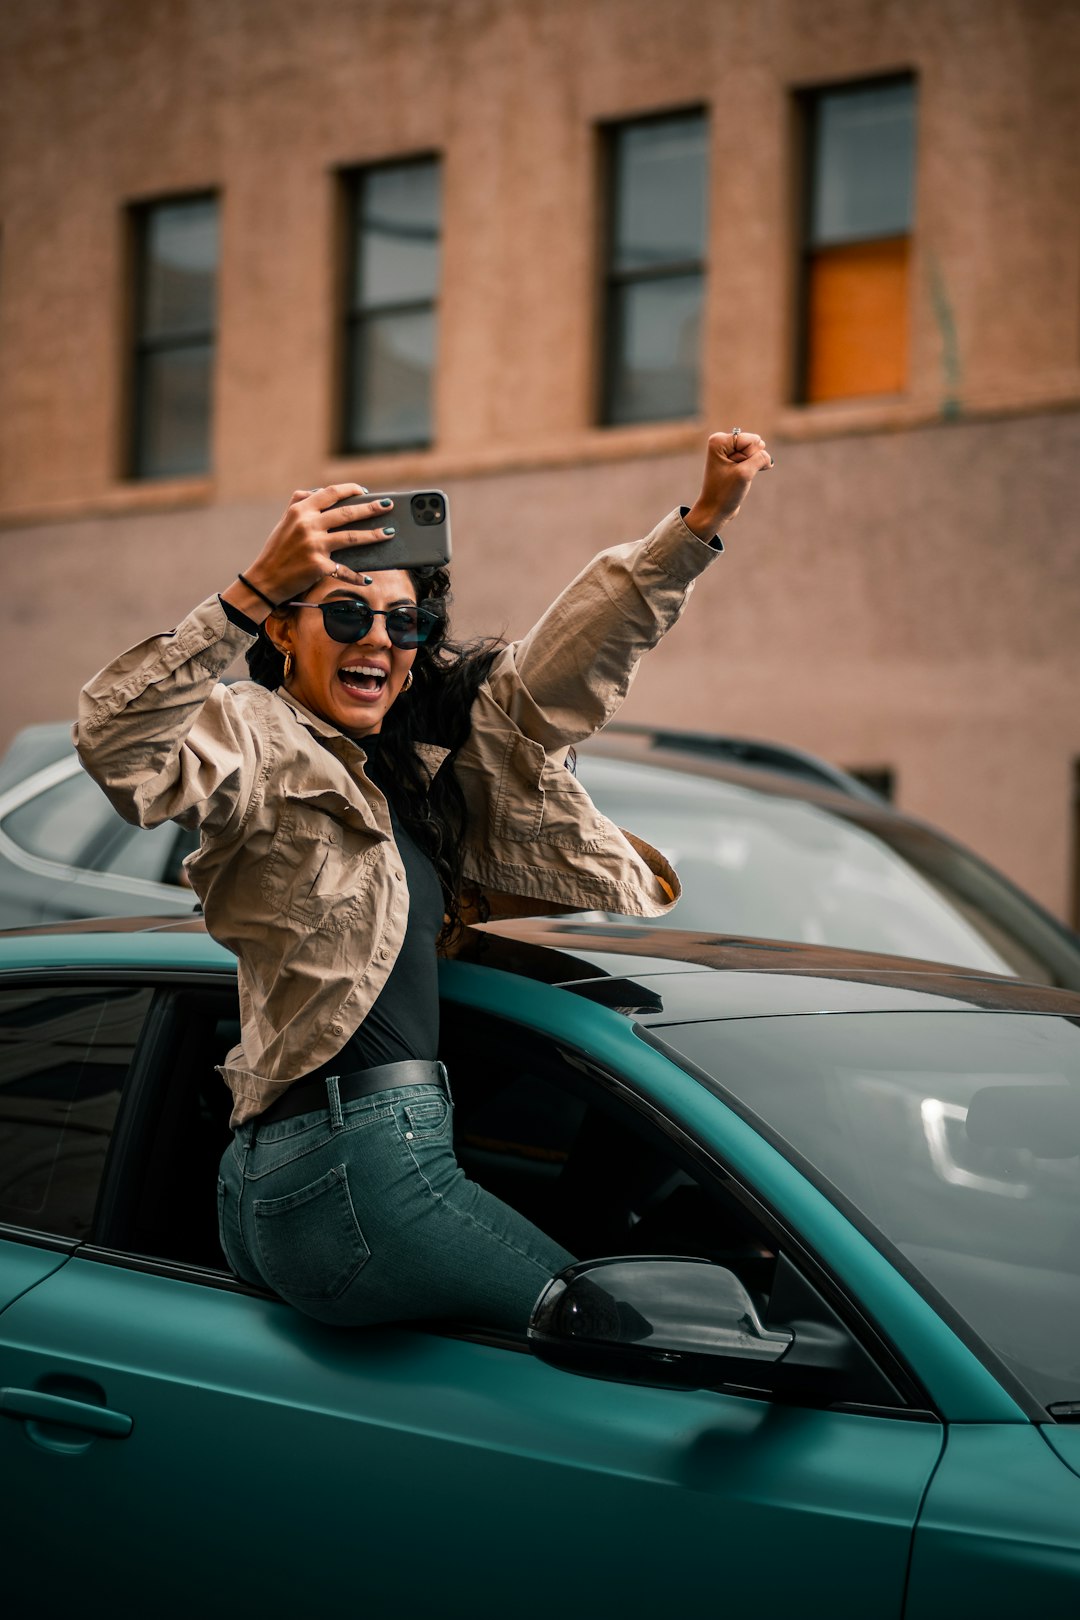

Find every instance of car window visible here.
[576,755,1080,987]
[2,772,119,867]
[0,984,153,1239]
[656,1011,1080,1413]
[96,818,197,886]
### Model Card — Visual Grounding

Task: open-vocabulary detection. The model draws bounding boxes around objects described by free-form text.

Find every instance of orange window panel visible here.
[804,236,910,402]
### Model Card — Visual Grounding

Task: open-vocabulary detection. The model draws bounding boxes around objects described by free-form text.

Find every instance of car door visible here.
[1,972,945,1618]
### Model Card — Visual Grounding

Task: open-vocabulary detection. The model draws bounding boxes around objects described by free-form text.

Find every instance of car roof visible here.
[593,723,887,804]
[577,732,908,826]
[4,912,1080,1024]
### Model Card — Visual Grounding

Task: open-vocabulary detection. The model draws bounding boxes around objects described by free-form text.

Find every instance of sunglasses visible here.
[285,599,442,648]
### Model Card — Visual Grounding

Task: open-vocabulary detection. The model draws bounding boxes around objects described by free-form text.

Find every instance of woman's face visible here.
[269,569,419,737]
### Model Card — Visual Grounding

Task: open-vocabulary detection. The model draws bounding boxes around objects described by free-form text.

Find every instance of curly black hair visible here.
[245,566,501,943]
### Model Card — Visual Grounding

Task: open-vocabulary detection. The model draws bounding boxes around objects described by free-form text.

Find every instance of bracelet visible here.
[237,573,281,612]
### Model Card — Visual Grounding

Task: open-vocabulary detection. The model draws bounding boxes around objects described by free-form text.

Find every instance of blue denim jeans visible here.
[216,1078,575,1331]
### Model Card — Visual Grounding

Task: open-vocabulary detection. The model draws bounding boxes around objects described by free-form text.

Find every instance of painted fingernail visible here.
[361,575,373,585]
[379,498,393,508]
[383,526,396,537]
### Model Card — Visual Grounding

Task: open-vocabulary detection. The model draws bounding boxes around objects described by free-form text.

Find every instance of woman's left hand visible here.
[684,429,774,540]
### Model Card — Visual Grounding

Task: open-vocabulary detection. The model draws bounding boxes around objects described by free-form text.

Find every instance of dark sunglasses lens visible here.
[386,608,438,647]
[322,602,374,642]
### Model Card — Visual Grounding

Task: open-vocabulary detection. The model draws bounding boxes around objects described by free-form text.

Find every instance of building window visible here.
[798,77,916,404]
[342,158,442,453]
[601,110,708,426]
[129,194,219,479]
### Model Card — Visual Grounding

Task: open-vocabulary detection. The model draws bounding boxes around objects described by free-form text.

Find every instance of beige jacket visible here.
[74,509,721,1124]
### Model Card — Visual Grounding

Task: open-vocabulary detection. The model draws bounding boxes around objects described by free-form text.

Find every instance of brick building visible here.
[1,0,1078,919]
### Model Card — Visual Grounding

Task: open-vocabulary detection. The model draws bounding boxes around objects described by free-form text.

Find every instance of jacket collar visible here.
[275,686,358,747]
[275,687,451,779]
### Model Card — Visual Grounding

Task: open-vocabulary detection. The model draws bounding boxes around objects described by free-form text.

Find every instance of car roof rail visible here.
[603,723,889,804]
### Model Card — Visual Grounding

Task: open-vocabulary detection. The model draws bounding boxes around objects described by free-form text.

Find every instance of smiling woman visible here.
[73,436,773,1331]
[268,575,431,733]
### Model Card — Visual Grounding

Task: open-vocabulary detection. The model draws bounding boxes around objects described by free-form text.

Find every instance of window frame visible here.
[793,73,917,405]
[597,106,709,428]
[126,190,220,481]
[338,153,443,456]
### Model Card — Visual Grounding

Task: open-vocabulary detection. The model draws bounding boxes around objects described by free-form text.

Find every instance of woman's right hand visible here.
[222,485,396,619]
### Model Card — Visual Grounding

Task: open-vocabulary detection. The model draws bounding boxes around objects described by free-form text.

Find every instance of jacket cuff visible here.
[640,507,725,587]
[679,505,725,552]
[219,594,262,636]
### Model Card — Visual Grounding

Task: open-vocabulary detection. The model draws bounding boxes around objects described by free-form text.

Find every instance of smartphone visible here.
[327,489,451,573]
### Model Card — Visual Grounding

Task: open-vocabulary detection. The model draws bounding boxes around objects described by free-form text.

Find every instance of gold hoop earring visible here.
[282,651,294,682]
[401,669,413,693]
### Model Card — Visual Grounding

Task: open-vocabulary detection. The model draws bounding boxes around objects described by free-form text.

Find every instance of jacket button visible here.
[378,947,390,961]
[330,1022,343,1036]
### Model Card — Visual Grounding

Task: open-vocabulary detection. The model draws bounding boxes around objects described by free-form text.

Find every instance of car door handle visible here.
[0,1386,133,1438]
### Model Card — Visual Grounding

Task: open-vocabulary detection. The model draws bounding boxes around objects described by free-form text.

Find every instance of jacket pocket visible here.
[259,794,380,930]
[252,1164,369,1304]
[493,735,607,852]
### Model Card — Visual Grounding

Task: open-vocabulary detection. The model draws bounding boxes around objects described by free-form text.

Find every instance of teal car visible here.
[2,915,1079,1617]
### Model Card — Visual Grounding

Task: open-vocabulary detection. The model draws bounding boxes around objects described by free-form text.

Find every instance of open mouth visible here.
[338,664,388,697]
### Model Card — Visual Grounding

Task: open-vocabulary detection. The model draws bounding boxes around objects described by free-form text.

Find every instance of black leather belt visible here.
[256,1059,448,1128]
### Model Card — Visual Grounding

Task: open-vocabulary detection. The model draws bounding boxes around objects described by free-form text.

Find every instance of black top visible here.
[306,735,444,1077]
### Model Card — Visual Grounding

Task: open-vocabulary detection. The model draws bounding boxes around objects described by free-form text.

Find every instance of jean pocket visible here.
[402,1094,452,1140]
[252,1164,370,1304]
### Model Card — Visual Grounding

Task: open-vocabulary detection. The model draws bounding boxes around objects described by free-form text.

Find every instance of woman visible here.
[75,427,772,1331]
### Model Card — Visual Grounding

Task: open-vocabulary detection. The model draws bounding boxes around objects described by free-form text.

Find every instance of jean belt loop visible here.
[438,1060,452,1104]
[326,1074,345,1132]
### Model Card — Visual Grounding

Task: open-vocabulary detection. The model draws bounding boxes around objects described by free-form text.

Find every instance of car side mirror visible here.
[527,1255,793,1391]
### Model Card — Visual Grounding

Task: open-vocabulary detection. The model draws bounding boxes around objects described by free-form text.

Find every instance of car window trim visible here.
[0,1220,80,1255]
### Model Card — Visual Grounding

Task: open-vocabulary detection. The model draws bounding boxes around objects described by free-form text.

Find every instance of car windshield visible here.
[577,755,1080,988]
[656,1011,1080,1412]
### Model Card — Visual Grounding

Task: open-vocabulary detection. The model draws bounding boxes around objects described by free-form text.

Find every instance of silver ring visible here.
[731,427,741,452]
[330,563,340,579]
